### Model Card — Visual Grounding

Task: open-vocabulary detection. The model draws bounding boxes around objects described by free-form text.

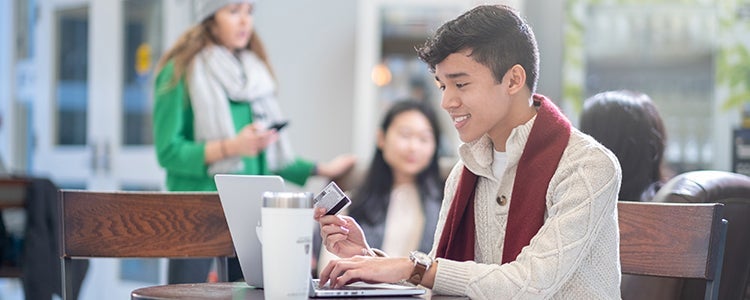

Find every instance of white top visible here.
[492,150,507,185]
[381,183,425,257]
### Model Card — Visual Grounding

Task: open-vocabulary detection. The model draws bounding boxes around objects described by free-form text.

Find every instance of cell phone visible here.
[314,181,351,215]
[268,120,289,131]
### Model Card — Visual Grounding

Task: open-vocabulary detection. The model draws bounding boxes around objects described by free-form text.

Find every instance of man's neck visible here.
[490,94,537,152]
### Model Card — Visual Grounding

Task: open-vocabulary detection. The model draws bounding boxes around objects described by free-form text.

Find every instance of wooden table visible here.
[131,282,468,300]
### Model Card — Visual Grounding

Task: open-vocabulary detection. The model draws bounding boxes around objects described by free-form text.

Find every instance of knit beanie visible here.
[193,0,256,24]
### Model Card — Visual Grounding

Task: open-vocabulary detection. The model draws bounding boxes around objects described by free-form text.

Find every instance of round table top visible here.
[131,282,467,300]
[131,282,260,300]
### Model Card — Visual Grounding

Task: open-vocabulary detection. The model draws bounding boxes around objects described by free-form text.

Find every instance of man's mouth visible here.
[453,114,470,124]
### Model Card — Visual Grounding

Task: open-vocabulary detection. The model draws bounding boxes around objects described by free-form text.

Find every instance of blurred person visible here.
[580,91,679,298]
[153,0,355,284]
[317,100,444,273]
[315,5,622,299]
[580,90,669,201]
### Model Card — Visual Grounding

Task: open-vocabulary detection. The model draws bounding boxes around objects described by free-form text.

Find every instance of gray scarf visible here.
[188,45,295,175]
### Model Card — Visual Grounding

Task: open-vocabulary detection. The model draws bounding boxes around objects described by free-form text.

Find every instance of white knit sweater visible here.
[429,116,622,299]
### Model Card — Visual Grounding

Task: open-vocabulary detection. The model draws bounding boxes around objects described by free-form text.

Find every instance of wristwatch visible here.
[407,251,433,285]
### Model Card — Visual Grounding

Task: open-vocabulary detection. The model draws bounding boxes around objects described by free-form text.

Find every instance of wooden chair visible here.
[618,201,728,300]
[59,190,235,300]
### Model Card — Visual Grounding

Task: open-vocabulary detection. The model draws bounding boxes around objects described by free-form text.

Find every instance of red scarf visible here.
[435,95,571,264]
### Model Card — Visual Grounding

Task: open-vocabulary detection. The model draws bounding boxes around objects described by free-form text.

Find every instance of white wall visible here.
[0,0,13,171]
[254,0,357,170]
[523,0,564,102]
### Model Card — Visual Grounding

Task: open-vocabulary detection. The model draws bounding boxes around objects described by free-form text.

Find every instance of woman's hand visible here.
[228,123,279,157]
[315,207,370,259]
[315,154,356,178]
[318,256,413,289]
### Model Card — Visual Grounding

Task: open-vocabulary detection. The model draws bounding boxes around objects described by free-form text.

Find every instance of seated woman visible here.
[580,90,680,299]
[318,100,444,272]
[579,90,670,201]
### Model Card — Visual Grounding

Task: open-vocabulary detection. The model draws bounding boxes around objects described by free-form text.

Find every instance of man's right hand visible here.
[315,207,371,259]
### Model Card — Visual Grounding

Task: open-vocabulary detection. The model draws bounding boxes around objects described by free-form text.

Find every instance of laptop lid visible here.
[215,174,285,288]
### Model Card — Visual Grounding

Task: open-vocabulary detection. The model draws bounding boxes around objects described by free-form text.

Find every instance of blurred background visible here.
[0,0,749,299]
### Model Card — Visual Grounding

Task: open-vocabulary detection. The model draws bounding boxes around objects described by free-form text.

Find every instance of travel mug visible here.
[261,191,314,300]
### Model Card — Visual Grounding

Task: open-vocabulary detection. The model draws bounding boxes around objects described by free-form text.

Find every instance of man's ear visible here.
[505,64,527,95]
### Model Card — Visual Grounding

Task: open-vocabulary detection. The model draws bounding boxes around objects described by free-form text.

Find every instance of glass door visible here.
[33,0,166,191]
[33,0,191,299]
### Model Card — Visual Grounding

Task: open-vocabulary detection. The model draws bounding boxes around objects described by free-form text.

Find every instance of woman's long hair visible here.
[348,101,444,226]
[154,16,275,91]
[580,90,668,201]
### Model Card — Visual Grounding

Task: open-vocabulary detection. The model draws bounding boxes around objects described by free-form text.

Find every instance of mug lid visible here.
[262,191,313,208]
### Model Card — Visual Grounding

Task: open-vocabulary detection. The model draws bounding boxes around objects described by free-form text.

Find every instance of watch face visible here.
[410,251,432,265]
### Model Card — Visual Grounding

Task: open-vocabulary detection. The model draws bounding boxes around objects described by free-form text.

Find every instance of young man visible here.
[316,5,622,299]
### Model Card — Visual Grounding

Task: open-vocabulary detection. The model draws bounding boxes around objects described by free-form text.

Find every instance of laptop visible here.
[215,174,426,298]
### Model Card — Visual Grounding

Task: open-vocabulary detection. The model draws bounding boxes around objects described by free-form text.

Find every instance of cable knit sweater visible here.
[429,115,622,299]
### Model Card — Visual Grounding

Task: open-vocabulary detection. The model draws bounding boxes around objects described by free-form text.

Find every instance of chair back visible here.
[653,170,750,300]
[618,201,727,300]
[59,190,235,300]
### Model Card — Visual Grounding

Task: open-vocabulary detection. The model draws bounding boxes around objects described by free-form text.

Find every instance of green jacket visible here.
[153,61,314,191]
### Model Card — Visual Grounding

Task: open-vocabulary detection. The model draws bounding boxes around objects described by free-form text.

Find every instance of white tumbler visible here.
[261,191,314,300]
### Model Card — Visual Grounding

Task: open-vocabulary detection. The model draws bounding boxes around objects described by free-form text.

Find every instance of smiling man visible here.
[315,5,622,299]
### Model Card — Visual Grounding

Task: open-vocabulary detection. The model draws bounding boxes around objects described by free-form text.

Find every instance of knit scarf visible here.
[435,95,571,264]
[188,45,295,175]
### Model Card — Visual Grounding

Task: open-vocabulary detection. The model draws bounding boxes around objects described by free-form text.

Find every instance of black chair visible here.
[651,171,750,300]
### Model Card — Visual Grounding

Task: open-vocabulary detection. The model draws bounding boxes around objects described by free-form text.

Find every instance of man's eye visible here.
[456,83,467,88]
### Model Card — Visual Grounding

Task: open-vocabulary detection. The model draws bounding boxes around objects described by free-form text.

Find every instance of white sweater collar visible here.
[458,114,538,179]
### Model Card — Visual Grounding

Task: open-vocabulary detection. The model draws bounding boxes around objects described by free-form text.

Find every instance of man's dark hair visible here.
[417,5,540,92]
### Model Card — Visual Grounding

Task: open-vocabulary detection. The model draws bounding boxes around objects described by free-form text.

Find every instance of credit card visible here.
[314,181,351,215]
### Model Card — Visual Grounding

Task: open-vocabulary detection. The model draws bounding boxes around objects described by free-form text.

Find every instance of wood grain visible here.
[618,201,724,279]
[59,190,235,258]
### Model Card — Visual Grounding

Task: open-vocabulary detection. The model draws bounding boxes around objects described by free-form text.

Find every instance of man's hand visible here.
[315,207,370,259]
[318,256,413,289]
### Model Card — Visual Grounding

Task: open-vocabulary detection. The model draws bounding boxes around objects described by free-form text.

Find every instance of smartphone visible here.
[314,181,352,215]
[268,120,289,131]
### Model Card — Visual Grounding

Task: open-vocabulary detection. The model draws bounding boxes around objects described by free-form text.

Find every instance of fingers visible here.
[320,222,349,239]
[316,154,357,178]
[320,259,361,289]
[329,261,359,289]
[317,214,346,230]
[314,207,327,220]
[233,125,280,156]
[329,257,381,288]
[318,259,336,287]
[321,223,350,248]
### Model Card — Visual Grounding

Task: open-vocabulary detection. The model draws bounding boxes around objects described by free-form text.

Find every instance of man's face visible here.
[435,49,511,144]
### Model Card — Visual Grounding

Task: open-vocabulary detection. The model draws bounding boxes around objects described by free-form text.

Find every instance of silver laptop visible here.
[215,174,425,298]
[215,174,285,288]
[309,279,425,298]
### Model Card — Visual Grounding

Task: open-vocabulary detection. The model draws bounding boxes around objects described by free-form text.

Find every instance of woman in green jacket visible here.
[153,0,355,284]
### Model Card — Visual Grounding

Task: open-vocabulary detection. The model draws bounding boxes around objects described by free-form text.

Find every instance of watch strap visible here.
[407,262,427,285]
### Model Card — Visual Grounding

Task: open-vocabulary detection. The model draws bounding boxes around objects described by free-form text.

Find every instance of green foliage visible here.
[563,0,750,112]
[716,4,750,111]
